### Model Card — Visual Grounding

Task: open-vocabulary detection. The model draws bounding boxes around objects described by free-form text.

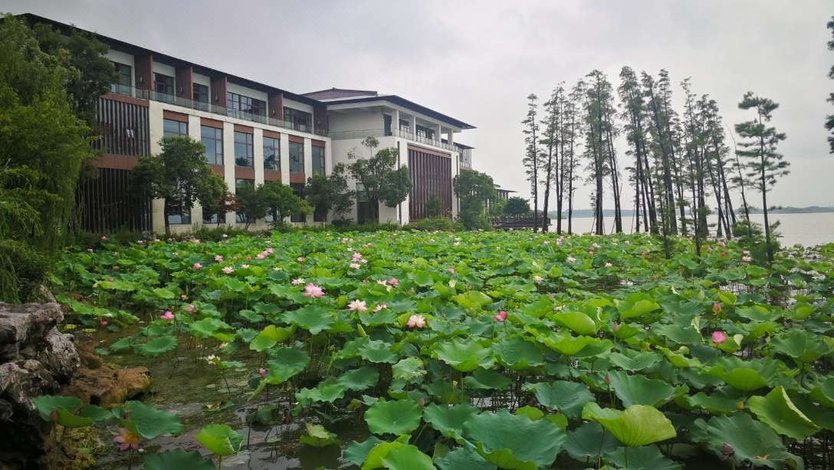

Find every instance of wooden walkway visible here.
[491,214,551,230]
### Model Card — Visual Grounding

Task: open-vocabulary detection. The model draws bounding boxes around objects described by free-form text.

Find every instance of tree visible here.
[132,136,227,235]
[522,94,542,232]
[735,92,789,264]
[540,85,564,232]
[261,180,310,226]
[347,137,411,223]
[562,82,584,234]
[454,169,497,230]
[504,196,531,216]
[827,17,834,154]
[583,70,618,235]
[0,15,96,302]
[234,184,267,229]
[424,196,443,218]
[305,163,354,221]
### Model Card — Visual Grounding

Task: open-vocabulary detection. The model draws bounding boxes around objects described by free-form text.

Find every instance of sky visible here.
[4,0,833,211]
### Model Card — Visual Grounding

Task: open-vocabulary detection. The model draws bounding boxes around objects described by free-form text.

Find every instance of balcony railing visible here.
[458,148,472,169]
[329,128,459,152]
[108,84,328,136]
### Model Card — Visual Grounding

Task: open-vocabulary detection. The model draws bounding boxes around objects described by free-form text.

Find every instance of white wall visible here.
[106,50,134,70]
[283,98,313,114]
[153,62,175,78]
[329,108,383,134]
[227,82,268,103]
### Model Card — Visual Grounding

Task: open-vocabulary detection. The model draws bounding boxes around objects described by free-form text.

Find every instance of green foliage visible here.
[305,163,354,221]
[132,136,227,235]
[348,137,412,223]
[424,195,443,218]
[453,169,497,230]
[404,217,463,231]
[503,196,530,215]
[195,424,243,456]
[0,15,96,302]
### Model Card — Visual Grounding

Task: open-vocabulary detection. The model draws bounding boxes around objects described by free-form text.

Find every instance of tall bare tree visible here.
[522,94,542,232]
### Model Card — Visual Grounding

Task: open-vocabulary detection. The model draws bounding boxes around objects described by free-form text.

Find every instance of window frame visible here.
[201,125,224,166]
[234,131,254,167]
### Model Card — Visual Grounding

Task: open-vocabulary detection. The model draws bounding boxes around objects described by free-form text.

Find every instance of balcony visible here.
[107,84,328,136]
[329,128,458,152]
[458,148,472,169]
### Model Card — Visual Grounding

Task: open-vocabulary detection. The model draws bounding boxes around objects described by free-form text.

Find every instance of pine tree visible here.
[735,92,790,264]
[583,71,617,235]
[563,82,584,234]
[826,17,834,154]
[522,94,542,232]
[540,85,565,233]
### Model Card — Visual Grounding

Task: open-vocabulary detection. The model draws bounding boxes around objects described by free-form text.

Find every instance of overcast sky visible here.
[5,0,834,211]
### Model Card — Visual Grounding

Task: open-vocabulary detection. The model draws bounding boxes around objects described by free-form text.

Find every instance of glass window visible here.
[111,62,132,95]
[193,83,209,103]
[290,183,305,223]
[227,92,266,117]
[154,73,175,103]
[289,142,304,173]
[234,131,253,167]
[312,145,325,176]
[416,124,435,140]
[202,206,226,225]
[163,118,187,137]
[201,126,223,165]
[166,195,191,225]
[264,137,280,171]
[283,107,312,132]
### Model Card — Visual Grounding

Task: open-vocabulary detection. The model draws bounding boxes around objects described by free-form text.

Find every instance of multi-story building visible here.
[21,14,475,233]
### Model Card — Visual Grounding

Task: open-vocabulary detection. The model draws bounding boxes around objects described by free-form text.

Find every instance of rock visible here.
[0,302,79,469]
[65,364,151,407]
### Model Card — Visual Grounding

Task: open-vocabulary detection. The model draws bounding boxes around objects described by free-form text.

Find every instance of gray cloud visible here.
[4,0,833,209]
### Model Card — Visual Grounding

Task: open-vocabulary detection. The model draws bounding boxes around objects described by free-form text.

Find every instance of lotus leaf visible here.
[690,413,800,469]
[462,409,565,469]
[747,386,820,440]
[524,380,594,418]
[143,450,215,470]
[423,403,478,439]
[195,424,243,456]
[581,403,676,447]
[432,340,494,372]
[365,399,422,435]
[124,400,182,439]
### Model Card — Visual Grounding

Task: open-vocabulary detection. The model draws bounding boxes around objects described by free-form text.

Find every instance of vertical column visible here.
[222,122,236,225]
[392,109,400,137]
[303,138,313,223]
[268,92,283,124]
[134,54,153,96]
[147,101,165,233]
[446,129,454,146]
[175,65,193,101]
[210,76,228,112]
[253,129,264,186]
[188,115,203,228]
[280,136,290,186]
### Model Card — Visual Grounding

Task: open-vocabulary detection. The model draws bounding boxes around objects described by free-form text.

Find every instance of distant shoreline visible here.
[548,207,834,219]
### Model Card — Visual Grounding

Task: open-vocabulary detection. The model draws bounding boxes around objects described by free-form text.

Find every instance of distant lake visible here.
[550,212,834,247]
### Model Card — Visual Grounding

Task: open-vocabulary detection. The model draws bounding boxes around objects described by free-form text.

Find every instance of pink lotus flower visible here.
[292,278,305,286]
[352,252,364,262]
[348,300,368,312]
[566,256,577,264]
[604,262,613,268]
[113,427,141,452]
[711,331,728,345]
[349,262,361,269]
[494,311,508,322]
[297,256,305,262]
[713,302,722,314]
[161,311,175,321]
[186,303,197,313]
[304,283,325,298]
[258,368,268,378]
[264,247,274,255]
[214,255,224,262]
[222,233,228,238]
[742,255,753,263]
[533,275,543,283]
[193,262,202,270]
[388,277,399,287]
[100,319,109,327]
[406,314,427,329]
[100,235,108,241]
[374,304,388,312]
[256,253,266,260]
[86,248,94,253]
[448,267,456,274]
[222,266,234,274]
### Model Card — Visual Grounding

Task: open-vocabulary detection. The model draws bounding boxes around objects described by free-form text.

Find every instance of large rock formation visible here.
[0,302,80,468]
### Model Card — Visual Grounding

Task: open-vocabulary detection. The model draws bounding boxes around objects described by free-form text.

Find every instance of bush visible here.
[732,219,780,264]
[405,217,462,232]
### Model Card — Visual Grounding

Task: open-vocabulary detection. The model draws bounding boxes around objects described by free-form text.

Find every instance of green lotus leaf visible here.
[299,422,339,447]
[617,297,660,320]
[608,371,678,407]
[195,424,243,457]
[264,346,310,385]
[381,444,436,470]
[552,310,597,335]
[433,340,494,372]
[707,357,783,391]
[296,378,346,404]
[423,403,478,439]
[536,332,609,356]
[124,401,182,439]
[55,408,94,428]
[734,305,775,322]
[524,381,594,419]
[451,291,493,311]
[152,287,176,299]
[359,309,398,327]
[339,366,379,391]
[189,317,232,339]
[359,339,399,364]
[811,376,834,407]
[463,409,565,469]
[581,403,676,447]
[365,399,422,435]
[748,386,820,440]
[78,405,112,422]
[463,368,512,391]
[605,445,682,470]
[144,450,215,470]
[283,306,334,334]
[690,413,800,469]
[410,270,435,287]
[249,325,294,352]
[608,350,662,371]
[686,392,742,415]
[565,422,618,461]
[514,406,544,421]
[436,446,496,470]
[392,357,426,383]
[770,329,833,363]
[653,324,702,345]
[136,335,178,357]
[788,391,834,431]
[343,436,383,467]
[33,395,83,421]
[493,337,545,370]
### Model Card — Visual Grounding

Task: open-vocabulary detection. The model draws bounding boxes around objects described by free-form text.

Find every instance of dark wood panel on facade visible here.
[92,154,140,170]
[289,172,306,184]
[408,148,452,221]
[311,139,326,148]
[210,75,227,108]
[234,124,253,134]
[76,167,151,233]
[175,65,193,100]
[134,54,153,91]
[163,110,189,123]
[263,129,281,139]
[235,167,255,179]
[288,135,304,144]
[101,92,149,107]
[264,170,281,182]
[201,117,224,129]
[268,92,283,121]
[95,97,150,157]
[210,164,224,177]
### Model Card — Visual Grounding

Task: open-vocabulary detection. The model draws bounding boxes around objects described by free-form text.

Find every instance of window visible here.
[154,73,175,102]
[111,62,132,95]
[193,83,209,110]
[416,124,435,141]
[235,179,255,223]
[227,92,266,118]
[289,141,304,173]
[283,107,312,132]
[166,194,191,225]
[201,126,223,165]
[234,131,253,167]
[384,115,393,136]
[264,137,280,171]
[399,119,411,132]
[163,118,187,137]
[290,183,305,222]
[202,207,226,225]
[312,145,325,177]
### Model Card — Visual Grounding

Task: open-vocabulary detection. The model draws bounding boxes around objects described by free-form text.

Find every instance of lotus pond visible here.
[50,230,834,469]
